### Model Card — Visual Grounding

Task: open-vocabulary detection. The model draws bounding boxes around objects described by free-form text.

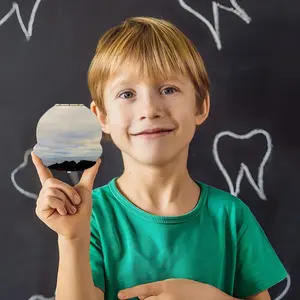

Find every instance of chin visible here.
[120,140,190,166]
[134,151,180,166]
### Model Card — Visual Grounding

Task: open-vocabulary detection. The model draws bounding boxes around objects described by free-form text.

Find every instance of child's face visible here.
[92,63,209,165]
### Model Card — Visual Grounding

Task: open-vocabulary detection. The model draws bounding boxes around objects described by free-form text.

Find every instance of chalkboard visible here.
[1,0,299,299]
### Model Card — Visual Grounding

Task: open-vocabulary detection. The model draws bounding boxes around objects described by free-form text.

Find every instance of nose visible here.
[141,108,162,120]
[138,91,165,120]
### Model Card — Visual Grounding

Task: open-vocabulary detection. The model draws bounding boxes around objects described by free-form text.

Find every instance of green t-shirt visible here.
[90,177,288,300]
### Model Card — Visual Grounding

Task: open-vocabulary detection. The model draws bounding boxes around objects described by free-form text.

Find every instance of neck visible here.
[116,148,200,215]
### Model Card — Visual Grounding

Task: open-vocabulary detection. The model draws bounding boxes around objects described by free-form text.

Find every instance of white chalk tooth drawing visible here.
[11,149,56,299]
[0,0,43,40]
[213,129,272,200]
[178,0,251,50]
[213,129,291,298]
[273,273,291,300]
[11,148,79,199]
[11,148,38,199]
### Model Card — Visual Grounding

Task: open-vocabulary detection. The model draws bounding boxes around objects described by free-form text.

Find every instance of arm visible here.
[55,236,104,300]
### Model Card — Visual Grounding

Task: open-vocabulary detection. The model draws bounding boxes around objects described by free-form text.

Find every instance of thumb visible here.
[76,158,101,191]
[31,151,53,186]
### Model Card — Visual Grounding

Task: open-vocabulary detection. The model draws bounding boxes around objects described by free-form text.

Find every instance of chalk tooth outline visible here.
[11,148,67,300]
[11,148,54,299]
[11,148,79,199]
[12,149,56,300]
[274,274,291,300]
[213,130,292,298]
[0,0,42,41]
[178,0,251,50]
[11,148,38,199]
[213,129,272,200]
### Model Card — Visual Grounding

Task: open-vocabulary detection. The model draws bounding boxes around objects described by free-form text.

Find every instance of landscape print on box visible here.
[33,104,103,172]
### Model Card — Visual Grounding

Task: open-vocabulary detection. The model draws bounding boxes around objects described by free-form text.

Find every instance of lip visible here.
[133,129,174,139]
[133,127,175,135]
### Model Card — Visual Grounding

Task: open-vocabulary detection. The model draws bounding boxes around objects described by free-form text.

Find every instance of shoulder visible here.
[198,180,249,216]
[90,178,117,218]
[196,180,253,236]
[92,181,113,203]
[91,176,120,202]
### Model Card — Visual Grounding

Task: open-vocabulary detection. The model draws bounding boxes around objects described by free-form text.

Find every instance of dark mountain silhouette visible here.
[48,159,96,171]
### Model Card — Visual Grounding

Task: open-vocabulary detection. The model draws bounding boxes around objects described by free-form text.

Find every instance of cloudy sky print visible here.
[33,104,102,166]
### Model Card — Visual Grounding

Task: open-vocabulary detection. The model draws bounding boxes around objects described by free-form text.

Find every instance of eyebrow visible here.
[109,79,132,92]
[109,77,185,92]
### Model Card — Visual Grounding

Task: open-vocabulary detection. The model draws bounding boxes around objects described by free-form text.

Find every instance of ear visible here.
[90,101,111,134]
[195,93,210,126]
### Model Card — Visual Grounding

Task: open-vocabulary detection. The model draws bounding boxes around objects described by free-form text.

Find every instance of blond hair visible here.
[87,16,210,141]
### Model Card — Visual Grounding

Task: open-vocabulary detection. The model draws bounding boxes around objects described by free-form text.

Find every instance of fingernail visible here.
[118,292,124,299]
[74,194,81,204]
[70,206,77,214]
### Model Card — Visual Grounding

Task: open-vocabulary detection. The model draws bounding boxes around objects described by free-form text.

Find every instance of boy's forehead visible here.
[107,64,188,88]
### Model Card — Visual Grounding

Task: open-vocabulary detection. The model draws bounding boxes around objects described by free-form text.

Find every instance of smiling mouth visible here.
[133,129,174,138]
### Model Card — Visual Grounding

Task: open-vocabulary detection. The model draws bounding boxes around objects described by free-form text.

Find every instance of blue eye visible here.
[118,87,177,99]
[119,91,134,99]
[162,87,177,95]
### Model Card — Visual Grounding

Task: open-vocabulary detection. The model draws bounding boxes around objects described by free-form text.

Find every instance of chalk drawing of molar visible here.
[178,0,251,50]
[0,0,43,40]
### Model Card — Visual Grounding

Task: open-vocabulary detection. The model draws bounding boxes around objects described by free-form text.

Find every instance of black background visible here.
[0,0,299,299]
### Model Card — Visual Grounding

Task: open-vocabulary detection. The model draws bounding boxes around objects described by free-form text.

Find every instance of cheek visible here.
[170,96,195,116]
[181,117,196,137]
[173,103,196,126]
[107,106,131,134]
[176,110,197,140]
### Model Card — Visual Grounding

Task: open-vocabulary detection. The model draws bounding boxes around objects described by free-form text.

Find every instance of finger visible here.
[77,158,101,191]
[43,178,81,206]
[139,296,163,300]
[38,195,67,216]
[118,282,162,300]
[41,187,78,215]
[31,151,53,186]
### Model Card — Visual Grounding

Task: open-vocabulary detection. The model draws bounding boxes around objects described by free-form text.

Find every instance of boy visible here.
[32,16,288,300]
